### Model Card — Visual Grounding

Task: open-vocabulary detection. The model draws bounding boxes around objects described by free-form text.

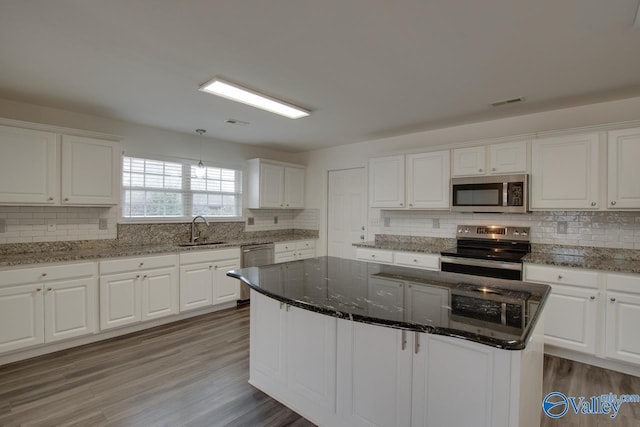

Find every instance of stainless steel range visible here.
[440,225,531,280]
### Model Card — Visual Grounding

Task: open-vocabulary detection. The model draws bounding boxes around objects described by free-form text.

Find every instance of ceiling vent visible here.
[490,97,524,107]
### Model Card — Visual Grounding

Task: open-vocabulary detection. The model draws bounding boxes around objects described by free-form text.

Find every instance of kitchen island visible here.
[228,256,550,427]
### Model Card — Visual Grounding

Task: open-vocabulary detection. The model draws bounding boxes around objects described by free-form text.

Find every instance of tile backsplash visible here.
[372,210,640,250]
[0,206,117,244]
[244,208,319,232]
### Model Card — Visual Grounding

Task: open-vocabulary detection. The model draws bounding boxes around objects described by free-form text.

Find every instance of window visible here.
[122,156,242,220]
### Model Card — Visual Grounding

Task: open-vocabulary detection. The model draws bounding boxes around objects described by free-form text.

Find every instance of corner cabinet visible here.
[247,158,305,209]
[607,127,640,209]
[0,122,120,206]
[530,133,600,209]
[369,150,450,210]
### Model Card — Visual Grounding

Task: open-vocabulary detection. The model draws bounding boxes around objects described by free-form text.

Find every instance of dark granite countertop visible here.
[0,235,316,268]
[228,256,550,350]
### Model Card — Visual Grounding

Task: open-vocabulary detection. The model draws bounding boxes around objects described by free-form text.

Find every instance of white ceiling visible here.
[1,0,640,152]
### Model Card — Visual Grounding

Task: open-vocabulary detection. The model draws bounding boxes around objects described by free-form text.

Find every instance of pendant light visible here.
[195,129,206,178]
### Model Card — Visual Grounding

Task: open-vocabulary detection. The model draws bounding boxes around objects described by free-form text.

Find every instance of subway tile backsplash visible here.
[371,210,640,250]
[244,208,319,232]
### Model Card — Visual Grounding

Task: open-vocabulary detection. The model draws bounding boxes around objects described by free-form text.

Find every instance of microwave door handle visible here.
[503,182,508,207]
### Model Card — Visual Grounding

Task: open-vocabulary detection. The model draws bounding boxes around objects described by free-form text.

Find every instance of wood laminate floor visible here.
[0,306,639,426]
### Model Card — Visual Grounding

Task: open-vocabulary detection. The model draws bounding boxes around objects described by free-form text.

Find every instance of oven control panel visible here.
[456,225,530,241]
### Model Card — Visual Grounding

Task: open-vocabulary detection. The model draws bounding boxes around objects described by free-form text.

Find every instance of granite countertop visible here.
[228,256,551,350]
[353,236,455,255]
[522,252,640,274]
[0,235,314,268]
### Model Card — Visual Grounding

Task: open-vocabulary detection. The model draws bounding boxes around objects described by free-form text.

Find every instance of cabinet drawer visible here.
[355,248,394,264]
[524,264,599,289]
[100,254,178,275]
[0,262,97,287]
[275,242,296,253]
[275,252,296,263]
[179,248,240,265]
[295,240,316,250]
[394,252,439,270]
[606,273,640,294]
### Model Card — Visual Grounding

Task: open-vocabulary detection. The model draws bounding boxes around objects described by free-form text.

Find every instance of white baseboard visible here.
[0,301,237,367]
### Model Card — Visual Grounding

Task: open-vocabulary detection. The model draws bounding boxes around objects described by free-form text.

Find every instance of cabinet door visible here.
[544,284,598,354]
[44,277,97,342]
[337,319,412,427]
[250,291,288,386]
[369,155,405,208]
[141,267,178,321]
[212,258,241,305]
[99,273,141,330]
[179,263,213,312]
[607,128,640,209]
[0,285,44,353]
[488,140,527,174]
[367,277,404,321]
[260,163,285,208]
[287,305,337,414]
[452,146,485,177]
[0,125,58,204]
[405,283,449,326]
[531,134,600,209]
[406,150,450,209]
[61,135,119,205]
[605,291,640,365]
[284,167,305,208]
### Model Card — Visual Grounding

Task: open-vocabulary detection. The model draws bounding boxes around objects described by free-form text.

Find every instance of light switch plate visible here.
[0,219,5,233]
[557,221,568,234]
[274,216,278,224]
[432,218,440,229]
[99,218,108,230]
[383,217,391,227]
[47,221,56,232]
[247,217,254,226]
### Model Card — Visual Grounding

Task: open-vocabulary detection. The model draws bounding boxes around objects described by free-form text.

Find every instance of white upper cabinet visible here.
[607,127,640,209]
[247,158,305,209]
[452,146,485,176]
[406,150,450,209]
[369,155,405,208]
[369,151,450,210]
[531,133,600,209]
[0,125,58,204]
[61,135,119,205]
[0,122,120,206]
[452,140,527,177]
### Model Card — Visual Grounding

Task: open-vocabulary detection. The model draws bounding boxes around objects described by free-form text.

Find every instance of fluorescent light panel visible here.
[199,78,310,119]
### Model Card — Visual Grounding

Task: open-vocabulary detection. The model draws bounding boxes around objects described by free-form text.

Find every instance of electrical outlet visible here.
[557,221,568,234]
[0,219,5,233]
[99,218,108,230]
[383,217,391,227]
[47,221,56,232]
[247,217,254,226]
[274,216,278,224]
[432,218,440,229]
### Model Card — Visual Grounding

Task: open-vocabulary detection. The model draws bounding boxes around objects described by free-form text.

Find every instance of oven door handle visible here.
[440,256,523,271]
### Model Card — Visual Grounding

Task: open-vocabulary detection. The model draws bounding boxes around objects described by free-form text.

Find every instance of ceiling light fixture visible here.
[198,77,310,119]
[195,129,206,179]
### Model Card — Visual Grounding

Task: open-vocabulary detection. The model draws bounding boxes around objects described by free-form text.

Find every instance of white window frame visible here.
[120,153,245,223]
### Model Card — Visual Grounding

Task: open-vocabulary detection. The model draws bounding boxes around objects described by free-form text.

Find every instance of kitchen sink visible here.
[177,241,227,247]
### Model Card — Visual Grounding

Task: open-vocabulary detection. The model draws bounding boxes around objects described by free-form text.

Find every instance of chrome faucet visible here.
[191,215,210,243]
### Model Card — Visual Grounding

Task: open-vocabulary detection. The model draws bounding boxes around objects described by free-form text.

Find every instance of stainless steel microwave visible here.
[451,174,528,213]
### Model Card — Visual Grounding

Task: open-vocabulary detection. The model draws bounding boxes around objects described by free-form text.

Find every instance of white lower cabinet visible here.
[355,248,440,271]
[250,291,541,427]
[274,240,316,264]
[404,283,449,326]
[179,248,241,312]
[605,273,640,365]
[99,255,178,330]
[0,262,97,354]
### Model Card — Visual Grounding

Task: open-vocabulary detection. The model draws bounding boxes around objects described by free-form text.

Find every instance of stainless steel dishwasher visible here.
[239,243,274,304]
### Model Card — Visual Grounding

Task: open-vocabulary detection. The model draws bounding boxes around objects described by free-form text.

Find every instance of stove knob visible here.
[458,228,463,233]
[514,230,520,236]
[464,228,470,233]
[521,231,528,236]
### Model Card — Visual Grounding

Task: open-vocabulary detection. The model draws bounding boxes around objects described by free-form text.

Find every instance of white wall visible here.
[301,96,640,255]
[0,97,302,243]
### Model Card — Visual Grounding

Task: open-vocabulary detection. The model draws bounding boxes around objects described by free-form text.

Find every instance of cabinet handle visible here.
[47,287,52,291]
[286,304,290,312]
[591,202,597,206]
[478,168,483,173]
[280,302,285,310]
[491,167,496,171]
[590,296,596,300]
[136,274,140,279]
[610,298,616,302]
[401,330,407,350]
[611,201,617,206]
[414,332,420,354]
[41,273,47,277]
[48,197,54,201]
[36,288,41,292]
[139,262,144,267]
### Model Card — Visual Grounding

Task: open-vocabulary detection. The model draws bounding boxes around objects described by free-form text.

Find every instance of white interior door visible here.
[328,168,366,259]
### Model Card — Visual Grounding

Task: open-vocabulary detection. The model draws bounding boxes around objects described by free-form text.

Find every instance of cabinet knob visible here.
[136,274,140,278]
[214,265,218,270]
[139,262,144,267]
[371,254,375,258]
[47,287,52,291]
[360,235,365,240]
[143,275,148,279]
[557,275,563,280]
[209,265,213,269]
[610,298,616,302]
[286,204,289,207]
[409,203,413,207]
[36,288,41,292]
[590,296,596,300]
[41,273,47,277]
[63,198,69,202]
[591,202,597,206]
[491,167,496,171]
[362,226,365,231]
[48,197,54,201]
[399,203,403,206]
[478,168,483,173]
[611,201,617,206]
[280,204,284,207]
